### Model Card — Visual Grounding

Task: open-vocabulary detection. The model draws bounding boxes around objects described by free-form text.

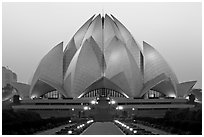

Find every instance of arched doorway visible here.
[81,88,126,98]
[78,76,129,98]
[82,89,125,122]
[78,77,129,121]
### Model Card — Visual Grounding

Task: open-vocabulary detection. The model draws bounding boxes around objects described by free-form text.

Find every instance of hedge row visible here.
[2,110,71,135]
[133,108,202,135]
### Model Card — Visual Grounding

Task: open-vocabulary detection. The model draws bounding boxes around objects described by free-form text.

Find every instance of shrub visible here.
[133,108,202,135]
[2,110,71,135]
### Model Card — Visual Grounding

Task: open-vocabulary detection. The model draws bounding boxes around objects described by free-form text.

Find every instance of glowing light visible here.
[168,94,176,98]
[72,108,74,111]
[91,100,96,105]
[116,106,123,110]
[69,120,72,123]
[132,108,135,110]
[87,120,93,124]
[110,100,116,104]
[133,130,137,134]
[84,106,89,110]
[87,120,94,124]
[185,96,189,100]
[130,128,133,131]
[68,130,72,134]
[31,96,36,99]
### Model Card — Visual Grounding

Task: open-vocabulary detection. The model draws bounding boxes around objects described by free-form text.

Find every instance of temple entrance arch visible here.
[78,76,129,98]
[81,88,126,98]
[78,77,129,121]
[143,89,165,99]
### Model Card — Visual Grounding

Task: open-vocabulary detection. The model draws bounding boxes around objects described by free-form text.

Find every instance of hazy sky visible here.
[2,2,202,88]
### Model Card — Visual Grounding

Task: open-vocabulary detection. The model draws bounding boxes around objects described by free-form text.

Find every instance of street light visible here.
[133,130,137,134]
[110,100,116,104]
[132,108,135,111]
[91,100,97,105]
[84,106,89,110]
[68,130,72,134]
[31,96,36,99]
[116,106,123,110]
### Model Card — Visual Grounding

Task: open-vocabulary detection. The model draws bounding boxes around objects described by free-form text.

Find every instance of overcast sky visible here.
[2,2,202,88]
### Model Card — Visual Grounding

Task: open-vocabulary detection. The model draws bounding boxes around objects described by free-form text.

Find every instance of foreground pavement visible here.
[81,122,124,135]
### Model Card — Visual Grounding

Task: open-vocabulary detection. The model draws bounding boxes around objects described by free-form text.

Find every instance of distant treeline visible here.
[134,108,202,135]
[2,109,71,135]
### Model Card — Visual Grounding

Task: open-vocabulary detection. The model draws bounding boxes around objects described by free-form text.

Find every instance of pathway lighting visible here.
[68,130,72,134]
[84,106,89,110]
[133,130,137,134]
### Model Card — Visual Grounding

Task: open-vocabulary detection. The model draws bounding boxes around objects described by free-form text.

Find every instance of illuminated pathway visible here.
[81,122,124,135]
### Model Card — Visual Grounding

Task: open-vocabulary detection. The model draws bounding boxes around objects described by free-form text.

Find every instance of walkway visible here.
[81,122,124,135]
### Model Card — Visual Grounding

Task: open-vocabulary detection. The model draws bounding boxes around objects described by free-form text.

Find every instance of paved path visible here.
[35,123,74,135]
[81,122,124,135]
[133,123,171,135]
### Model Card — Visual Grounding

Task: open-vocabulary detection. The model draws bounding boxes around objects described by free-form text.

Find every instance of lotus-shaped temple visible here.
[29,14,197,99]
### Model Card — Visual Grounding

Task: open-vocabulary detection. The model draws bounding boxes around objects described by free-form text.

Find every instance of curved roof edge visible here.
[64,14,95,52]
[177,81,197,97]
[64,37,102,98]
[143,41,178,95]
[78,76,129,98]
[30,42,64,98]
[139,73,168,97]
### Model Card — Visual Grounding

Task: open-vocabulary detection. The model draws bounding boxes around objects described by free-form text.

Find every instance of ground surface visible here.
[81,122,124,135]
[35,121,171,135]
